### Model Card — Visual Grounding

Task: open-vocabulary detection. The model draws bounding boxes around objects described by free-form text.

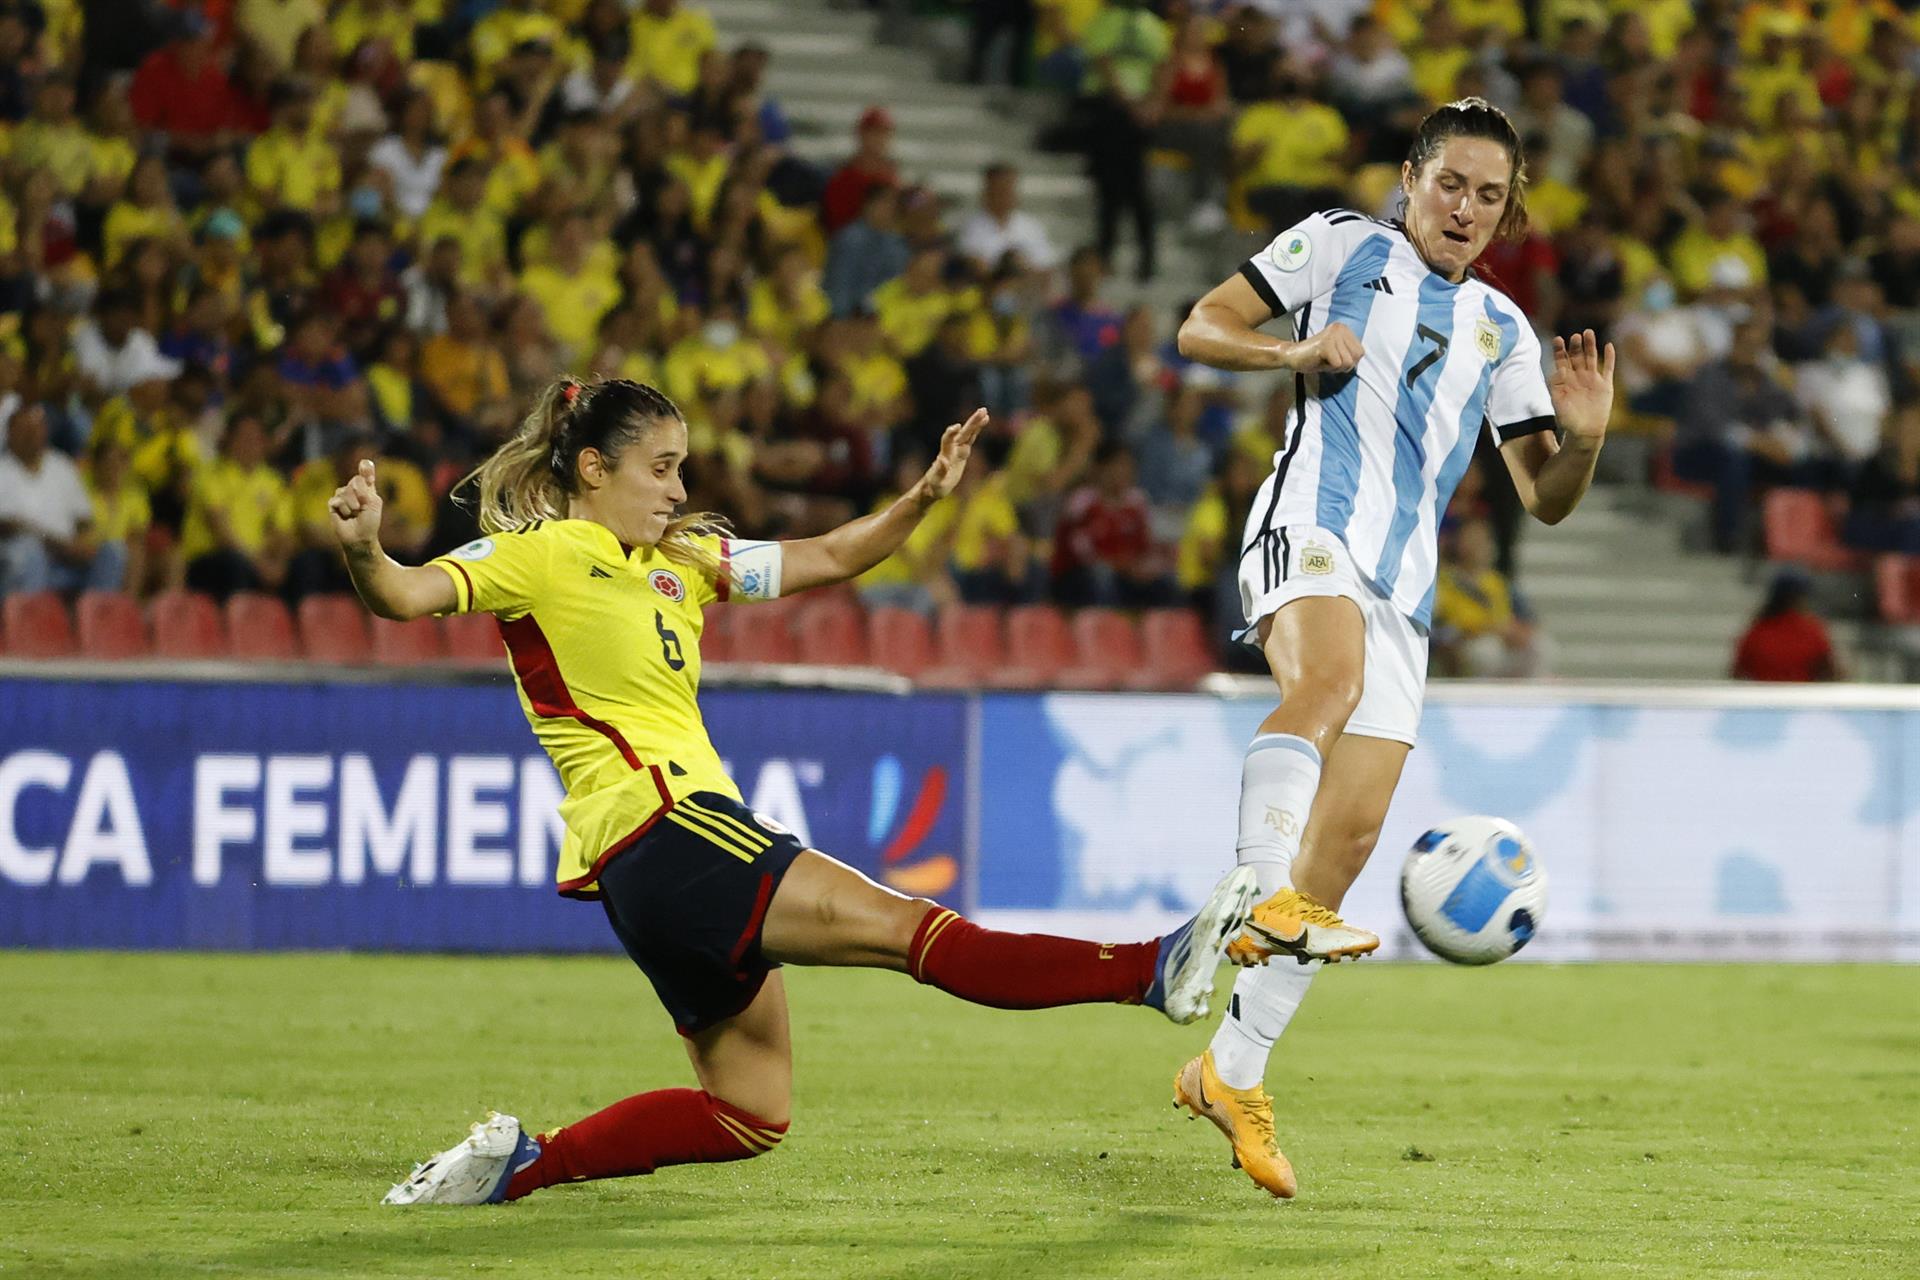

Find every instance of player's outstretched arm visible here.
[328,459,457,620]
[1176,273,1363,373]
[1500,330,1615,526]
[779,408,988,595]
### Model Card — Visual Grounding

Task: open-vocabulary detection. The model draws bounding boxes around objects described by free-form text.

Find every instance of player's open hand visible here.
[1548,329,1616,444]
[917,407,989,503]
[327,458,384,551]
[1284,322,1364,374]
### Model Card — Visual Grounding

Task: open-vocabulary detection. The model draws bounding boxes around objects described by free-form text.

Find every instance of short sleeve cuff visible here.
[430,558,474,613]
[1237,261,1283,317]
[1491,415,1557,446]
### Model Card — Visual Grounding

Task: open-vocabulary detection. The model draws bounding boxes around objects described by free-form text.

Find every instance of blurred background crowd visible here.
[4,0,1918,679]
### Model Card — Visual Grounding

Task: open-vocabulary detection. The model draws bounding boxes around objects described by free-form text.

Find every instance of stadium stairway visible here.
[712,0,1229,307]
[719,0,1877,682]
[1516,487,1868,680]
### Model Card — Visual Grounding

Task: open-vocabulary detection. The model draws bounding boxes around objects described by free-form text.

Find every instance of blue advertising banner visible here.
[976,688,1920,962]
[0,676,970,951]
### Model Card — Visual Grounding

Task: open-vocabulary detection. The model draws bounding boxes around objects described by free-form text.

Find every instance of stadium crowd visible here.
[3,0,1920,677]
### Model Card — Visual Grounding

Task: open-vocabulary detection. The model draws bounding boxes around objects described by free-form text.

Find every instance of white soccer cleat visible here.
[381,1112,537,1206]
[1145,865,1262,1024]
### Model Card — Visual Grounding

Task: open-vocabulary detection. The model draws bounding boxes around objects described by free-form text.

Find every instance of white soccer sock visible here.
[1235,732,1322,871]
[1210,732,1326,1091]
[1211,961,1317,1089]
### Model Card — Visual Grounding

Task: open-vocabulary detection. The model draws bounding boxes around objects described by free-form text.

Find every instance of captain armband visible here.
[727,539,783,601]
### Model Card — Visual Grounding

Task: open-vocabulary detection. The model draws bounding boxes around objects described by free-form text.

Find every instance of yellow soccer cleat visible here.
[1172,1050,1296,1199]
[1223,887,1379,966]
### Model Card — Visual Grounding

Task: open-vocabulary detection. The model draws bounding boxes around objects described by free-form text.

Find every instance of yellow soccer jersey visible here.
[429,520,761,897]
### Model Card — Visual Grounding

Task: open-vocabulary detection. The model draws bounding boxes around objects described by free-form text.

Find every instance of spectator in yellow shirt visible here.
[470,0,568,78]
[11,73,96,198]
[419,292,512,433]
[948,454,1035,604]
[86,437,152,596]
[246,81,343,215]
[517,209,623,363]
[103,154,190,268]
[747,245,831,356]
[180,414,294,599]
[872,246,956,359]
[286,433,434,597]
[331,0,420,64]
[1433,517,1548,678]
[415,158,509,287]
[1668,190,1769,298]
[856,451,961,613]
[237,0,326,71]
[631,0,718,98]
[1234,69,1351,233]
[662,297,774,408]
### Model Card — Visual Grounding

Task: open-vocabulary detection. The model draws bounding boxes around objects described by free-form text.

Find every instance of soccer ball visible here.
[1399,816,1547,965]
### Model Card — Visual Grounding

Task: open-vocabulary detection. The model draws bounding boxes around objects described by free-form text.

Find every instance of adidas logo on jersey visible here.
[588,565,614,579]
[1362,277,1393,294]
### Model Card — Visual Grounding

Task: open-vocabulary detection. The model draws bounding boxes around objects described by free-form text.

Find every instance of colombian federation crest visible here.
[650,568,686,602]
[1475,318,1503,361]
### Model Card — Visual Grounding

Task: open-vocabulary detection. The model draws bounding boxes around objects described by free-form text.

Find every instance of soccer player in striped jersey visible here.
[327,377,1260,1206]
[1167,99,1616,1197]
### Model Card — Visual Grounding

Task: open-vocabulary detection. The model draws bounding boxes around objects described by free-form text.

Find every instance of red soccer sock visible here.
[503,1088,786,1201]
[907,906,1158,1009]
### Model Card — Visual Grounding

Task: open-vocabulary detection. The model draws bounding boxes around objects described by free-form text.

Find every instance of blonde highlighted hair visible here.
[461,377,731,581]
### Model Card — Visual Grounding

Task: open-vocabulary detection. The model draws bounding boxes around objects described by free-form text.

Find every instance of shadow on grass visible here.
[76,1201,1242,1280]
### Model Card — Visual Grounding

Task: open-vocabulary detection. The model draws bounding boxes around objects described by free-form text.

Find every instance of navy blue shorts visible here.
[596,792,807,1036]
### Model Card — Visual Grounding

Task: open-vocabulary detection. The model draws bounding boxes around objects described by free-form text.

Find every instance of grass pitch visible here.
[3,954,1915,1279]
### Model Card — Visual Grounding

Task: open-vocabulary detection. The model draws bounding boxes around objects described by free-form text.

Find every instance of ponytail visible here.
[461,376,733,582]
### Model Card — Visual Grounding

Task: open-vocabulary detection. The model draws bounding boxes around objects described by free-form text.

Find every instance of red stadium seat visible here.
[297,594,372,664]
[2,591,75,658]
[729,596,800,664]
[76,591,149,659]
[226,593,297,660]
[995,604,1075,688]
[1875,554,1920,624]
[924,604,1003,686]
[149,590,226,659]
[699,605,736,664]
[1132,609,1218,689]
[442,611,503,664]
[795,599,868,666]
[1762,489,1863,573]
[867,606,934,679]
[1059,608,1143,689]
[371,615,446,665]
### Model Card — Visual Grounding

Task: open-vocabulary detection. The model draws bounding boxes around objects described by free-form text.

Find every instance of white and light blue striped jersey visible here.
[1238,210,1556,627]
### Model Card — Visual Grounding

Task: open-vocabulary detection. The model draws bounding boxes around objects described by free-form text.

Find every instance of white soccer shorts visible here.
[1236,522,1428,747]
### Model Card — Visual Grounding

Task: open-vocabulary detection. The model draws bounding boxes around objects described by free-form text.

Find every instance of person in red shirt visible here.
[1732,569,1839,681]
[821,105,898,235]
[1051,442,1171,607]
[129,17,246,161]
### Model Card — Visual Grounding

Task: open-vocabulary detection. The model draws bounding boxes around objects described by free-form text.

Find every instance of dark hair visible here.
[464,378,727,576]
[1756,570,1811,621]
[1404,97,1530,242]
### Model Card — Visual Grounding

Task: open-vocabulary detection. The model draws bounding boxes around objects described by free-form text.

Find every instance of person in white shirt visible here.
[70,290,179,403]
[1170,98,1615,1199]
[1796,321,1891,468]
[0,403,128,595]
[957,164,1061,277]
[368,91,448,220]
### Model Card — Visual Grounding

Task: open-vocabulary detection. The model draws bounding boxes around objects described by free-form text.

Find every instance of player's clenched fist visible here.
[328,458,384,550]
[1283,322,1364,374]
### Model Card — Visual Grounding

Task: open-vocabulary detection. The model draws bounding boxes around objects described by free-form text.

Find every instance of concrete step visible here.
[1535,610,1743,645]
[707,0,878,34]
[1553,638,1733,679]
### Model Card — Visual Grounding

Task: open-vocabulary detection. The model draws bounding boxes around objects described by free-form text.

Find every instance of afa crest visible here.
[1475,318,1503,361]
[1300,544,1336,575]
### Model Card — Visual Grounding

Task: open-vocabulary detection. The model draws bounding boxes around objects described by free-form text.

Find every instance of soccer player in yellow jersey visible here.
[331,377,1260,1205]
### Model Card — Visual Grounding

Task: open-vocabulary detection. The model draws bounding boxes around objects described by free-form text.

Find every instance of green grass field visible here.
[3,954,1915,1279]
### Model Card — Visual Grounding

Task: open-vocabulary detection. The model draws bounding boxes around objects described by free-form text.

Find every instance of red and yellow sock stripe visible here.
[712,1110,787,1156]
[909,907,963,982]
